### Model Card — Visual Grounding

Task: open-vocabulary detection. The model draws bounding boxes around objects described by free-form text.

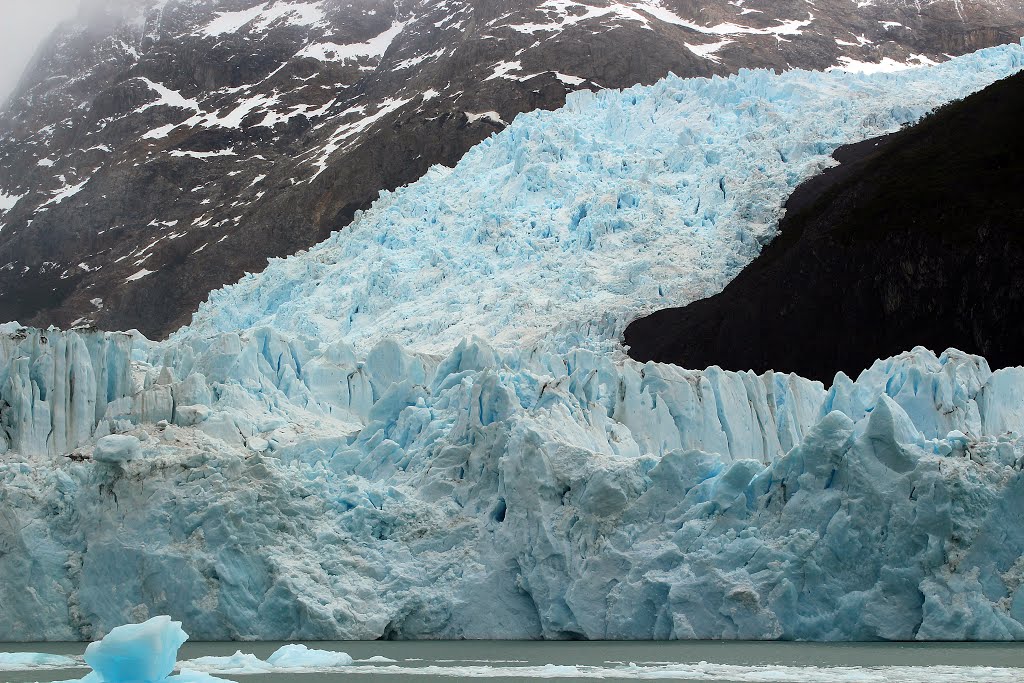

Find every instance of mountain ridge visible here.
[1,0,1022,337]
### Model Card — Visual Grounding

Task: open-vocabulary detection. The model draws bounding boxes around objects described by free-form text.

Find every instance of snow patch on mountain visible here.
[306,97,413,178]
[505,0,813,37]
[296,21,407,63]
[0,192,24,216]
[202,1,327,37]
[137,78,200,113]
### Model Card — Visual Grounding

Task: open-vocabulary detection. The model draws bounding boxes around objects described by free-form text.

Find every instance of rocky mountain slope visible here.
[624,68,1024,381]
[1,0,1022,337]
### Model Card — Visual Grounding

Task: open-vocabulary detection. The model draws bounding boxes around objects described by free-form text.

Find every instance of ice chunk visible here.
[84,616,186,683]
[92,435,142,463]
[180,651,273,675]
[0,652,79,669]
[266,644,353,668]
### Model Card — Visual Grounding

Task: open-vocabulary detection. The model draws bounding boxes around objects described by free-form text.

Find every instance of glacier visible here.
[186,42,1024,355]
[1,43,1024,642]
[2,326,1023,640]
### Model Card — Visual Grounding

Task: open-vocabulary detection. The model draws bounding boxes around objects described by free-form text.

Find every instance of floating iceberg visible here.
[179,652,274,675]
[45,615,232,683]
[179,644,354,674]
[266,644,353,668]
[1,44,1024,642]
[0,652,79,670]
[83,616,187,683]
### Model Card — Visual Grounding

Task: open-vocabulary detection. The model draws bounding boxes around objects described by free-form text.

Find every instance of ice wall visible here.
[1,325,1022,640]
[0,325,134,457]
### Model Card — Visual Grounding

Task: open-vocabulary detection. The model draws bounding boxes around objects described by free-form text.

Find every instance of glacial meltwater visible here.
[2,641,1023,683]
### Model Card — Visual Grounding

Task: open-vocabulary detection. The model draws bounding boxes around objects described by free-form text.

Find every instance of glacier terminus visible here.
[1,42,1024,643]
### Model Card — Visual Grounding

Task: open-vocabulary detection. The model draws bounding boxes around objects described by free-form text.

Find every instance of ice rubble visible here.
[184,43,1024,355]
[179,644,353,674]
[2,45,1024,641]
[0,652,78,670]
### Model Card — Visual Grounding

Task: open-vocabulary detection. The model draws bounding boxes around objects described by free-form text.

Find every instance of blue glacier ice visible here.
[2,327,1023,640]
[1,43,1024,642]
[84,616,187,683]
[182,43,1024,355]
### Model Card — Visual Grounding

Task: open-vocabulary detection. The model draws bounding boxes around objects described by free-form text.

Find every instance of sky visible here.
[0,0,79,105]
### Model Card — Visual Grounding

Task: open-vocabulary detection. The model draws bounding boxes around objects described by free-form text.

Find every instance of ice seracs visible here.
[185,43,1024,356]
[1,326,1023,640]
[1,45,1024,642]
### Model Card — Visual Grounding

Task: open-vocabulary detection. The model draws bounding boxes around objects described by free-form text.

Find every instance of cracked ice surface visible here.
[185,43,1024,356]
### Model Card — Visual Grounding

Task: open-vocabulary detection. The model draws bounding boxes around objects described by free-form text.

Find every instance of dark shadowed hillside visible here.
[624,70,1024,381]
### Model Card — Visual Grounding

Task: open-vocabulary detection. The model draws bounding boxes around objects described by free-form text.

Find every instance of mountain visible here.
[1,0,1022,338]
[1,46,1023,641]
[623,68,1024,381]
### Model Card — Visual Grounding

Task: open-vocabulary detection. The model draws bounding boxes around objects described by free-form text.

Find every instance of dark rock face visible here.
[624,70,1024,382]
[1,0,1022,338]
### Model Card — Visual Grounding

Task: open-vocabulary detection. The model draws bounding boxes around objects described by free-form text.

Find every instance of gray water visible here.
[2,640,1024,683]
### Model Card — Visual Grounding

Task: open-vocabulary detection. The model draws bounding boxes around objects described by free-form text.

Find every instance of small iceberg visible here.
[0,652,79,670]
[182,644,355,674]
[55,615,231,683]
[179,652,273,675]
[266,644,354,668]
[84,616,186,683]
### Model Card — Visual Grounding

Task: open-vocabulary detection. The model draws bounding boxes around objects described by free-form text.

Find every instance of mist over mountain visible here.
[0,0,77,106]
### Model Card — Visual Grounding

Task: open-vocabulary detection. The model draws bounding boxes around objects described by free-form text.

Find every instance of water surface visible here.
[2,640,1023,682]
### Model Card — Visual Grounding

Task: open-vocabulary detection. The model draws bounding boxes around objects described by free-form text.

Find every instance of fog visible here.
[0,0,79,105]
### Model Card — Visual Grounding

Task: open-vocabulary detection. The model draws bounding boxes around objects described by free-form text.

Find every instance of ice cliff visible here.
[1,44,1024,641]
[2,326,1023,640]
